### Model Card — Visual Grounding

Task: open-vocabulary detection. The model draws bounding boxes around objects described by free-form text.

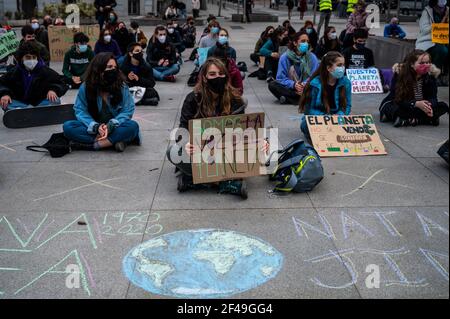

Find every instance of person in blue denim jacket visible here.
[63,52,140,152]
[299,51,352,138]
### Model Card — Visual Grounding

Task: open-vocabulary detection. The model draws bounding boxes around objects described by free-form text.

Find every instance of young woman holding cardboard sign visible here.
[166,57,250,199]
[299,51,352,139]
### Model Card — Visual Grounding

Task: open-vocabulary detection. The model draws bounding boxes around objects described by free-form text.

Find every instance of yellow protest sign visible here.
[432,23,449,44]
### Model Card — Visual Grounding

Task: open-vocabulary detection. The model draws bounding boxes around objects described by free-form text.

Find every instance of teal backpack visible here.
[267,139,324,193]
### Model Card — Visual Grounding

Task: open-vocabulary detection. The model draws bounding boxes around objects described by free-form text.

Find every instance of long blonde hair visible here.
[194,57,242,118]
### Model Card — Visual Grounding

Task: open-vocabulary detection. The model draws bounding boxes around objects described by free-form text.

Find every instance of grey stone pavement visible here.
[0,4,448,299]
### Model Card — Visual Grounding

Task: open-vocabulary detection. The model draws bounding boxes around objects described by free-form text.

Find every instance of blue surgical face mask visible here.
[31,22,39,30]
[306,28,313,34]
[211,27,220,34]
[331,66,346,79]
[218,35,228,45]
[298,42,309,54]
[78,44,88,53]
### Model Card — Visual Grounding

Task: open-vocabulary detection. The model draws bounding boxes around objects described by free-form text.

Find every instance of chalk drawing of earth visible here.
[122,229,283,298]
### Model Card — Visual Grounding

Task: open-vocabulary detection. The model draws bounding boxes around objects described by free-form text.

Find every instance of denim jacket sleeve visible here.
[108,85,135,128]
[73,84,99,134]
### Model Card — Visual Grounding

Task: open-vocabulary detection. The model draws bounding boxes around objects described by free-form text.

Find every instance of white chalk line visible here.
[33,171,124,202]
[0,139,35,152]
[342,169,385,197]
[336,170,416,191]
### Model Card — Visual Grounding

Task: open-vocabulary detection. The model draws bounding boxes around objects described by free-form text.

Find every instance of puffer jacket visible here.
[381,62,441,111]
[346,9,369,34]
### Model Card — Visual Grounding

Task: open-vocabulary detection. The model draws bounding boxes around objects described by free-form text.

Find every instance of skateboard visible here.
[3,104,76,129]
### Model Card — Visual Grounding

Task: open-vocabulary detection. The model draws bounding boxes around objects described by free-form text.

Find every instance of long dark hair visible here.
[194,57,242,118]
[262,26,275,41]
[300,51,347,114]
[322,26,339,49]
[288,31,308,52]
[395,50,431,104]
[84,52,126,120]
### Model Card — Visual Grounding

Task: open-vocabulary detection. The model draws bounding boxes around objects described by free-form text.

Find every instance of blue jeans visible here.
[63,119,140,145]
[5,98,61,111]
[153,64,180,80]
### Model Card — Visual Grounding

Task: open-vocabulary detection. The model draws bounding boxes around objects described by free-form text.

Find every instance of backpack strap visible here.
[265,139,305,167]
[274,167,298,192]
[26,145,49,153]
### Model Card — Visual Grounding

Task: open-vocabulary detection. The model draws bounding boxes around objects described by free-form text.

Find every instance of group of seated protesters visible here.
[0,9,448,201]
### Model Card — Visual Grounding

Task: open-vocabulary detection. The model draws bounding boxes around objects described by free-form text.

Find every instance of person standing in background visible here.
[298,0,308,20]
[94,0,117,30]
[317,0,333,37]
[192,0,201,18]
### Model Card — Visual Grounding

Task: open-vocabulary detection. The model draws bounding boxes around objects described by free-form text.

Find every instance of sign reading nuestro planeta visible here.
[306,114,387,157]
[346,68,383,94]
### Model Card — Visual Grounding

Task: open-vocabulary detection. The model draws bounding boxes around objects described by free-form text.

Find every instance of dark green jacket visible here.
[62,45,94,79]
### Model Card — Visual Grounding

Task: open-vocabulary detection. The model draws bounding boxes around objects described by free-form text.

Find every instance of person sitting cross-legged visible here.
[62,32,95,89]
[63,52,140,153]
[120,42,160,106]
[146,26,180,82]
[0,41,68,111]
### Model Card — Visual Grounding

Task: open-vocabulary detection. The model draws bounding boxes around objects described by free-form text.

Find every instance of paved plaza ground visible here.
[0,4,448,299]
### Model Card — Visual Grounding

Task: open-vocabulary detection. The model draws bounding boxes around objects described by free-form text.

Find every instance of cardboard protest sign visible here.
[432,23,449,44]
[346,68,383,94]
[48,25,99,62]
[0,31,20,60]
[306,114,387,157]
[189,113,266,184]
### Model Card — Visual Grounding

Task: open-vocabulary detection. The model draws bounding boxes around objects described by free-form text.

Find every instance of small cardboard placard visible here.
[432,23,449,44]
[346,68,383,94]
[0,31,20,60]
[189,112,265,184]
[48,25,99,62]
[306,114,387,157]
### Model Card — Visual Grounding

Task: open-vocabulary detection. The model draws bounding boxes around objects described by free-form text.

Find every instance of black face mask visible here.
[102,69,118,88]
[132,52,143,61]
[207,77,227,94]
[355,43,366,50]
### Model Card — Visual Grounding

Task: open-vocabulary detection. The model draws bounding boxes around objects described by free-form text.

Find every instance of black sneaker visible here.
[431,118,440,126]
[177,174,194,192]
[393,117,409,128]
[114,142,126,152]
[279,96,287,104]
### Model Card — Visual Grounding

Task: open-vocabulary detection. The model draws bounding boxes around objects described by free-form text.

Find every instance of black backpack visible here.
[26,133,71,158]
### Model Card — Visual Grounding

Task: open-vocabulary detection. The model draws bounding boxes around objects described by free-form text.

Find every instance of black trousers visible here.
[380,100,449,122]
[167,143,192,176]
[268,81,300,105]
[63,76,82,89]
[250,53,260,65]
[264,57,278,77]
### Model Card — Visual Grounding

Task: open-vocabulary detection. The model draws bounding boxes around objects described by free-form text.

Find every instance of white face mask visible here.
[329,32,337,40]
[438,0,447,7]
[168,28,175,34]
[23,59,38,71]
[158,35,167,43]
[104,35,112,43]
